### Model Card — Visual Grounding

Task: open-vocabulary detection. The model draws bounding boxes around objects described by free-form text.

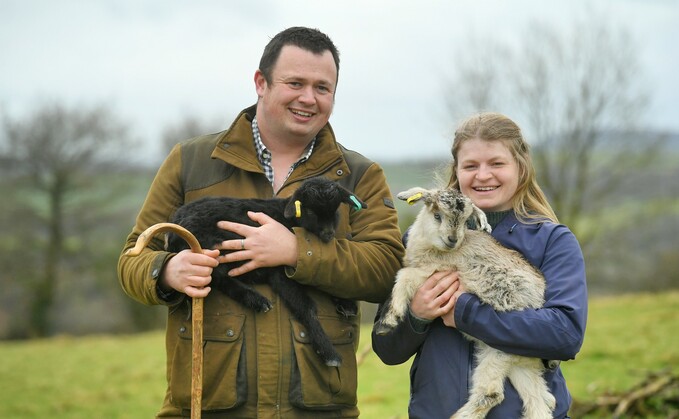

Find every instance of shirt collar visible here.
[251,115,316,185]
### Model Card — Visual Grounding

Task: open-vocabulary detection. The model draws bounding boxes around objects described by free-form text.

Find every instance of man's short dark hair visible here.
[259,27,340,85]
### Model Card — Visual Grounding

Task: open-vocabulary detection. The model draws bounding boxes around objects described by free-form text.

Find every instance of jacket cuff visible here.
[407,308,433,333]
[156,282,180,303]
[151,252,184,305]
[286,227,320,283]
[454,292,477,329]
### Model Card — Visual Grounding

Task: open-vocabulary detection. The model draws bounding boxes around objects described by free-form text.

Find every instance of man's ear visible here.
[254,69,268,97]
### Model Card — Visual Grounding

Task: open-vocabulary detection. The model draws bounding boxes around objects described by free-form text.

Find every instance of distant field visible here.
[1,291,677,418]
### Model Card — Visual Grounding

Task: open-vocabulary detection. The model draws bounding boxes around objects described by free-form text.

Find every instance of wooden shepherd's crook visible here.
[125,222,204,419]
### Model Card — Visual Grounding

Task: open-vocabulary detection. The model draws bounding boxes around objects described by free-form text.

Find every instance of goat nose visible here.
[446,236,457,248]
[320,229,335,243]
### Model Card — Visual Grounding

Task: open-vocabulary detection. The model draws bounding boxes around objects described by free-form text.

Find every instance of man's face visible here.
[255,45,337,146]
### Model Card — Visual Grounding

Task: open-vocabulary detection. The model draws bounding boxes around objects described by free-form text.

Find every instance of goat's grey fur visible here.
[375,187,555,419]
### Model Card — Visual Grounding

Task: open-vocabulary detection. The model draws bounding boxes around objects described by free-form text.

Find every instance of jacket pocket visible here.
[170,313,247,411]
[289,316,358,410]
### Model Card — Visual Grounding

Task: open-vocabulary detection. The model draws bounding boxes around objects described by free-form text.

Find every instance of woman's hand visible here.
[441,285,466,328]
[410,270,461,321]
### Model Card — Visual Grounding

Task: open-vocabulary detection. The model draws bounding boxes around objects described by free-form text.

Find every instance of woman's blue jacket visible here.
[372,212,588,419]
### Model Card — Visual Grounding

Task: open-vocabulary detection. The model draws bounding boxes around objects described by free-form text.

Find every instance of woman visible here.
[372,112,587,418]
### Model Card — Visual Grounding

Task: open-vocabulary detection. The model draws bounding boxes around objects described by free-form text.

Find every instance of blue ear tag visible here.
[349,196,362,211]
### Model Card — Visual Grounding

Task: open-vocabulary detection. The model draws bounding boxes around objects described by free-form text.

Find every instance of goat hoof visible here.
[317,350,342,367]
[374,323,393,336]
[325,358,342,367]
[257,301,273,313]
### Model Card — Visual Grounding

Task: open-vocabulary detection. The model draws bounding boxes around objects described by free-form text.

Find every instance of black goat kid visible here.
[166,177,366,366]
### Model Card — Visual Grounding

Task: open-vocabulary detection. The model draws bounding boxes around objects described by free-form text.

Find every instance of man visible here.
[118,27,404,418]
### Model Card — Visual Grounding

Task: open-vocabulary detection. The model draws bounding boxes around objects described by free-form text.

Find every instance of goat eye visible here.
[433,212,441,222]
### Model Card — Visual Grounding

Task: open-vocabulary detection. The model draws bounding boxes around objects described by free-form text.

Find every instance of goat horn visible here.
[125,222,204,419]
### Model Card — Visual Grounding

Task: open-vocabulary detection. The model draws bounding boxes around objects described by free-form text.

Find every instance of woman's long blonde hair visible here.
[446,112,558,224]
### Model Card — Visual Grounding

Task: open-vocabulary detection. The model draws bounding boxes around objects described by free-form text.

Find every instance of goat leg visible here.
[375,267,428,335]
[211,266,274,312]
[333,297,358,318]
[373,294,397,335]
[126,222,204,419]
[270,275,343,366]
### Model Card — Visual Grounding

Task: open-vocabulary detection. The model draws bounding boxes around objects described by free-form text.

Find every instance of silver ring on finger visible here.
[240,238,245,250]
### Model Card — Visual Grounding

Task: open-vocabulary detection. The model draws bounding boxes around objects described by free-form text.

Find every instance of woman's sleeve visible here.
[454,226,588,361]
[371,304,429,365]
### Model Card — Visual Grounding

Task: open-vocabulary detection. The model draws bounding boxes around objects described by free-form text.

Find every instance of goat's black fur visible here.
[166,177,366,366]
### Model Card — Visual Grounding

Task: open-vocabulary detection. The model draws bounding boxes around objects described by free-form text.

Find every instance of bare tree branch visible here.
[443,15,664,248]
[1,101,134,337]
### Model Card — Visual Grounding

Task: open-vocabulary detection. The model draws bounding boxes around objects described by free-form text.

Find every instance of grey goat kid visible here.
[375,187,556,419]
[166,177,366,367]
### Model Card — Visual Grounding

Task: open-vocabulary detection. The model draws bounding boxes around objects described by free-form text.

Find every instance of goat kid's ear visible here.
[346,194,367,211]
[396,187,429,205]
[284,199,299,219]
[334,183,367,211]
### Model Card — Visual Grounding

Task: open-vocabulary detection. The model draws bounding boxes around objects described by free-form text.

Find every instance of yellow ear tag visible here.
[406,192,423,205]
[295,200,302,218]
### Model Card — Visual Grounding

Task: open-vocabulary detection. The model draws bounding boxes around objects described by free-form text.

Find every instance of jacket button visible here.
[179,326,186,333]
[300,331,306,338]
[306,251,313,256]
[336,169,344,176]
[152,268,160,278]
[226,329,234,337]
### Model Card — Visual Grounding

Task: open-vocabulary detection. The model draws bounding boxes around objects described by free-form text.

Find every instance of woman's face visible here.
[455,138,519,212]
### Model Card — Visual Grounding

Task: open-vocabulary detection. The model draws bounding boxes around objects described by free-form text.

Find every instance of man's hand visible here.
[216,211,298,276]
[159,248,220,298]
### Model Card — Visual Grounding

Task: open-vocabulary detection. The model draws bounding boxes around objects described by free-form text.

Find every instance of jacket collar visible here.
[211,105,348,182]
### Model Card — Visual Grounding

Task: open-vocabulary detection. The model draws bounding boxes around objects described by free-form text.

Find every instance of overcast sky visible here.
[1,0,678,164]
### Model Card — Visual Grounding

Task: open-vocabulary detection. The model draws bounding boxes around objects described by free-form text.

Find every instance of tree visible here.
[1,101,134,337]
[443,16,665,250]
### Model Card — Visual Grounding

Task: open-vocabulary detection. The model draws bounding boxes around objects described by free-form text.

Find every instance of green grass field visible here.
[1,291,677,418]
